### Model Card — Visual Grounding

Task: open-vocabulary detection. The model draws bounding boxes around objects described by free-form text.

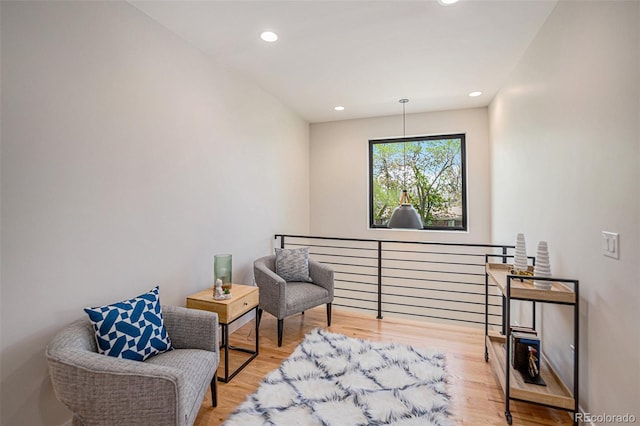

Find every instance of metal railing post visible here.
[377,241,383,319]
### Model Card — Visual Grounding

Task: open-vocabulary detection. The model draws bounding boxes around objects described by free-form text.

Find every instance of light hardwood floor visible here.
[195,307,573,426]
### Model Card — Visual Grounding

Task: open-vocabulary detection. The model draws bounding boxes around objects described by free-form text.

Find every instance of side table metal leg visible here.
[255,306,259,355]
[505,411,512,425]
[224,324,229,381]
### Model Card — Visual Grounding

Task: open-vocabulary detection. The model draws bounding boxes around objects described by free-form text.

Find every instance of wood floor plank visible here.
[195,307,573,425]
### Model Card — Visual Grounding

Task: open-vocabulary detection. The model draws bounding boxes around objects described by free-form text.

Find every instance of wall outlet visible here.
[601,231,619,259]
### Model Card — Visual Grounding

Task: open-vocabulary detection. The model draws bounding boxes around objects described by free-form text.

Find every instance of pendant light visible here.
[388,99,424,229]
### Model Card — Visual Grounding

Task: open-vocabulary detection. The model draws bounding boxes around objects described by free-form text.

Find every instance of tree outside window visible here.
[369,134,467,231]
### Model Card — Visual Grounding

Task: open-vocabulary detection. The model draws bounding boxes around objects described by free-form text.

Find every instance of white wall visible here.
[310,108,491,243]
[490,1,639,420]
[0,2,309,425]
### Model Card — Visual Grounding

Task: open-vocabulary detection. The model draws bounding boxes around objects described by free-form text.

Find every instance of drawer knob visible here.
[244,302,248,306]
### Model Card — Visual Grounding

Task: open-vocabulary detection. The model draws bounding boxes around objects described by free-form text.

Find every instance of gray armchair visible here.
[46,306,219,426]
[254,255,334,347]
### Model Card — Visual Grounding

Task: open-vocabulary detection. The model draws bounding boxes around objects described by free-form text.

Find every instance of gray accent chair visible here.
[46,306,219,426]
[254,255,334,347]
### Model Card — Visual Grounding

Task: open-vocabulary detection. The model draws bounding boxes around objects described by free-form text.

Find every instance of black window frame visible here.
[368,133,468,231]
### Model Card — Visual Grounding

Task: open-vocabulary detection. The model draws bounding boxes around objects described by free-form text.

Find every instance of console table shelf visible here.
[486,263,575,304]
[485,333,575,410]
[484,261,579,425]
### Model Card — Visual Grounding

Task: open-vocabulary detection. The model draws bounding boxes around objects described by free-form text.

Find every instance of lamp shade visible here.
[388,204,423,229]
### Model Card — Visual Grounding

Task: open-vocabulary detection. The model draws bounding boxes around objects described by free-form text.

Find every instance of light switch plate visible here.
[602,231,619,259]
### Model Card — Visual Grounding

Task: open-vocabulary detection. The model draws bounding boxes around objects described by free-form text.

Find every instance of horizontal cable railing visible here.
[275,234,513,329]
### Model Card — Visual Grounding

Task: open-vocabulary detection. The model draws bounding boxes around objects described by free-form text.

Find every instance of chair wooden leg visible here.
[277,319,284,347]
[211,376,217,407]
[326,303,332,326]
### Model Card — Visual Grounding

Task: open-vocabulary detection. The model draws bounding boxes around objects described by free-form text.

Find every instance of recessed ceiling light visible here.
[469,91,482,97]
[260,31,278,42]
[438,0,459,5]
[334,106,345,111]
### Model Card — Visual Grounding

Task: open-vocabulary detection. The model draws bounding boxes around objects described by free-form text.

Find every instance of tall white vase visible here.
[514,233,528,272]
[534,241,552,289]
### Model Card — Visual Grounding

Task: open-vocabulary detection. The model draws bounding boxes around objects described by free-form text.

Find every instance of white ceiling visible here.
[131,0,557,123]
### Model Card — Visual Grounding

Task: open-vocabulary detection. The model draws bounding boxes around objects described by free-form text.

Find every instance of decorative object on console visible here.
[511,330,545,386]
[513,233,528,272]
[214,253,232,290]
[533,241,551,289]
[388,98,423,230]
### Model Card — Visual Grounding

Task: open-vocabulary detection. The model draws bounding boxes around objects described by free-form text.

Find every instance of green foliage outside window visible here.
[369,134,466,230]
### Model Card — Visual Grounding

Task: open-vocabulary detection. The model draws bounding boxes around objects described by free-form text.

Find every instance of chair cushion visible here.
[84,286,173,361]
[145,348,218,425]
[275,247,312,282]
[285,282,330,314]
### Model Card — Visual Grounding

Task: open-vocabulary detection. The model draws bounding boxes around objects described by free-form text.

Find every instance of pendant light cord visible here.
[400,99,409,200]
[403,100,406,189]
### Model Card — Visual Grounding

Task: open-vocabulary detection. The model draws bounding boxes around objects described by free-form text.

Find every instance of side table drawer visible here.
[228,288,259,322]
[185,297,225,321]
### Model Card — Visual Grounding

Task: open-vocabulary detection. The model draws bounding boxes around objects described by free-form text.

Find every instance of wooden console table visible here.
[484,261,579,425]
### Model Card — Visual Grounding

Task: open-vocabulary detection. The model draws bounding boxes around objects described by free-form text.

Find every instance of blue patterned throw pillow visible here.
[84,286,172,361]
[275,247,312,282]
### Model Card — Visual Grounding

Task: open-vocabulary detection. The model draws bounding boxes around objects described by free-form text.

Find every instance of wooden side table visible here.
[186,284,259,382]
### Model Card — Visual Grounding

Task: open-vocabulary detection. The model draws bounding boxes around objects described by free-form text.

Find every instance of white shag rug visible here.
[224,329,451,426]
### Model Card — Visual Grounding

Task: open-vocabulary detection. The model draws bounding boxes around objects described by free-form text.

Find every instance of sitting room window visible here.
[369,133,467,231]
